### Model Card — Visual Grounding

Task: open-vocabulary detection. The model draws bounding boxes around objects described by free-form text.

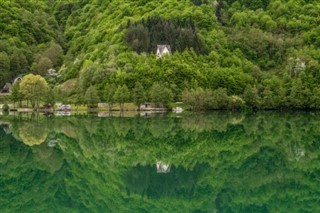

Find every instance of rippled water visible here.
[0,112,320,212]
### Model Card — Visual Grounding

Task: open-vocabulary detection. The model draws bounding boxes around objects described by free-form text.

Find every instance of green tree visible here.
[0,52,10,87]
[104,83,117,111]
[274,83,288,110]
[43,42,63,66]
[289,78,304,109]
[10,50,28,78]
[311,87,320,109]
[113,85,130,111]
[229,95,245,110]
[149,82,173,107]
[19,74,48,108]
[182,87,208,110]
[132,82,145,111]
[261,86,274,109]
[34,56,53,76]
[207,88,230,110]
[243,85,260,109]
[85,86,100,108]
[78,61,94,93]
[54,87,67,104]
[10,82,21,108]
[74,84,84,110]
[44,86,55,107]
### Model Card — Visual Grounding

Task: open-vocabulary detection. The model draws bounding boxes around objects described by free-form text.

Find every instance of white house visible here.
[156,45,171,59]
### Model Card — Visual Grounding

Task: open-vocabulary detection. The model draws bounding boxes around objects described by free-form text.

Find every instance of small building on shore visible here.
[1,83,12,94]
[140,102,167,111]
[1,75,23,94]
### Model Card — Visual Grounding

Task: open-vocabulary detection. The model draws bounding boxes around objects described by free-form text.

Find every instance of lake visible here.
[0,112,320,213]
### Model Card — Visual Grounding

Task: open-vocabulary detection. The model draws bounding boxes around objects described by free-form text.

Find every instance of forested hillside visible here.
[1,0,320,109]
[0,1,64,86]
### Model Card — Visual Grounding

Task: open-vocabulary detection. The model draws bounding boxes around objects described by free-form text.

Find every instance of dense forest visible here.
[1,0,320,110]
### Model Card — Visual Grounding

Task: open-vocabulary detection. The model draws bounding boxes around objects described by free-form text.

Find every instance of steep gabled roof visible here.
[156,45,171,58]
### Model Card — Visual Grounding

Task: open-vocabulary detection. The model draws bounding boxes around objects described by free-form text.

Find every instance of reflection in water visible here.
[0,122,11,134]
[1,112,320,212]
[156,161,171,173]
[47,139,60,148]
[55,111,72,116]
[125,164,205,199]
[18,123,48,146]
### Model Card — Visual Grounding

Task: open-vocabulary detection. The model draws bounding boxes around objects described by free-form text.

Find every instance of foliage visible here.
[10,82,20,108]
[149,82,173,107]
[44,86,55,107]
[85,86,100,108]
[207,87,230,109]
[125,16,205,53]
[33,56,53,76]
[0,0,62,87]
[132,82,145,110]
[242,84,260,109]
[42,42,63,67]
[0,51,10,87]
[19,74,48,108]
[103,83,117,111]
[113,85,130,111]
[182,87,210,110]
[183,87,234,110]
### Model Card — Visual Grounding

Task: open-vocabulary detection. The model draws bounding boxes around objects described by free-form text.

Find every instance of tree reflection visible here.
[1,112,320,212]
[18,122,48,146]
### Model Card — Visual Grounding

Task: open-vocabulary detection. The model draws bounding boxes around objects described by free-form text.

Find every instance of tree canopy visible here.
[19,74,48,108]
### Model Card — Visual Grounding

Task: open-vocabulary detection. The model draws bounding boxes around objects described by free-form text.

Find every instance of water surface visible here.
[0,112,320,212]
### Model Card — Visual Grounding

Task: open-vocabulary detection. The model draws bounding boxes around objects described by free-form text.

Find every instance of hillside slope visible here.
[0,0,64,86]
[2,0,320,109]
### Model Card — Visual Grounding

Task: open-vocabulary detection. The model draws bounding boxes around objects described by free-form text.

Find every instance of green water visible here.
[0,112,320,213]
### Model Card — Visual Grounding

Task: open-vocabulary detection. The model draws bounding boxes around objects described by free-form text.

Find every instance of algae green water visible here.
[0,112,320,213]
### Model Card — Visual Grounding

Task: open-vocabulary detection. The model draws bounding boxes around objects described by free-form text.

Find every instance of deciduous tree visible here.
[19,74,48,108]
[0,52,10,87]
[149,82,173,107]
[44,86,55,107]
[113,85,130,111]
[104,83,116,111]
[10,83,21,108]
[85,86,100,108]
[132,82,145,111]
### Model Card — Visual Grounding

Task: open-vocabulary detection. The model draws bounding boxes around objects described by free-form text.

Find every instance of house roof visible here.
[1,83,11,93]
[3,83,12,89]
[157,45,171,56]
[157,45,171,52]
[13,76,22,84]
